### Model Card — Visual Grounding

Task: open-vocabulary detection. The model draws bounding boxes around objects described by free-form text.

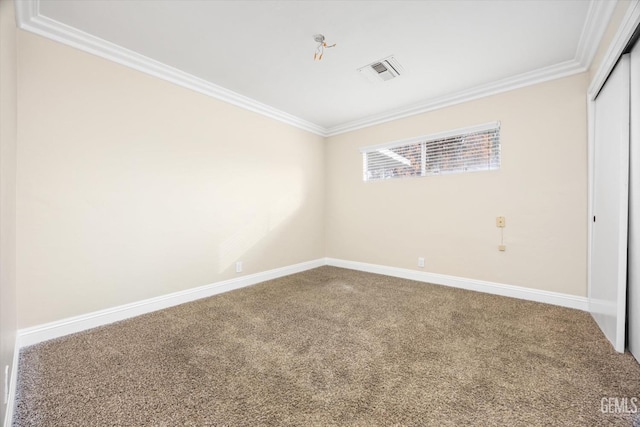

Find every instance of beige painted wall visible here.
[17,31,325,328]
[0,0,18,422]
[325,73,589,296]
[13,1,635,331]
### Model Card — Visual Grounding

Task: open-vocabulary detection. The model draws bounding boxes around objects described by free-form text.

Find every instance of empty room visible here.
[2,0,640,425]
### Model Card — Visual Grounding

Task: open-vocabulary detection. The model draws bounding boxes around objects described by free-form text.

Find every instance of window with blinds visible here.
[361,121,501,182]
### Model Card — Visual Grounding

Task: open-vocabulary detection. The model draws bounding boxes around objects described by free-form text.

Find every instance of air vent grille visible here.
[372,62,388,74]
[358,56,404,83]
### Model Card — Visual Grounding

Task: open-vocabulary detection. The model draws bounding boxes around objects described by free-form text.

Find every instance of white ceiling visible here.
[20,0,613,135]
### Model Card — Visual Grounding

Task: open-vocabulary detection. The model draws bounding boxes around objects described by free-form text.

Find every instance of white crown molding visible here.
[575,0,619,69]
[15,0,619,138]
[588,0,640,98]
[325,258,589,311]
[17,258,325,347]
[326,59,587,136]
[14,0,327,137]
[325,0,619,136]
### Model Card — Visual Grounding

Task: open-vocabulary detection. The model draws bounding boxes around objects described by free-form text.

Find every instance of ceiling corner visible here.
[326,59,586,137]
[574,0,619,69]
[14,0,597,139]
[13,0,328,137]
[14,0,39,30]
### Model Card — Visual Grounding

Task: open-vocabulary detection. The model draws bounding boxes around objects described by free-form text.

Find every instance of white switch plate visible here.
[496,216,506,228]
[235,261,242,273]
[418,257,425,268]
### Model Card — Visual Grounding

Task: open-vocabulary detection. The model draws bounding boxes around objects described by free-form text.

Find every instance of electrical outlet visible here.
[496,216,506,228]
[498,245,506,251]
[235,261,242,273]
[418,257,425,268]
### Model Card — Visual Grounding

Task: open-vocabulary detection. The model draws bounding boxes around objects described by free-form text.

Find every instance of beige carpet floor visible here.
[12,266,640,426]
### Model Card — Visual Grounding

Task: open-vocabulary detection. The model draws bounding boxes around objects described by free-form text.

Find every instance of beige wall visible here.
[0,0,18,422]
[16,31,325,328]
[325,73,589,296]
[13,1,635,330]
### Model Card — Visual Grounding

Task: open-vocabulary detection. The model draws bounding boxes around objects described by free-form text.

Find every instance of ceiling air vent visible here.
[358,56,404,83]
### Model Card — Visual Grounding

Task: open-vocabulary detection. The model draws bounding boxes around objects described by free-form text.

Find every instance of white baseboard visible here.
[17,258,325,348]
[7,256,588,426]
[3,338,19,427]
[17,256,588,350]
[325,258,589,311]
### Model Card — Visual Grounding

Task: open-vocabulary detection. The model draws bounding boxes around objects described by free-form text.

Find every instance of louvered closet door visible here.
[590,54,630,353]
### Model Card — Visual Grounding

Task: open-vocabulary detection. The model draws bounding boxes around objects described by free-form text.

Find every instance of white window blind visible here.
[361,121,501,182]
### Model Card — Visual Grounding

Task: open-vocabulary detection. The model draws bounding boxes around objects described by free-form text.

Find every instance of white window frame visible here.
[360,121,501,182]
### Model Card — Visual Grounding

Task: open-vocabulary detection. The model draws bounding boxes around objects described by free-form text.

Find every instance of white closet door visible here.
[629,43,640,363]
[590,55,630,353]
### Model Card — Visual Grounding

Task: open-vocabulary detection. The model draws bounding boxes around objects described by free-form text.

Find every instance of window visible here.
[361,121,501,182]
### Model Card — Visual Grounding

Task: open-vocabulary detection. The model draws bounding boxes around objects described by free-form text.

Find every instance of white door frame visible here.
[630,39,640,363]
[587,1,640,351]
